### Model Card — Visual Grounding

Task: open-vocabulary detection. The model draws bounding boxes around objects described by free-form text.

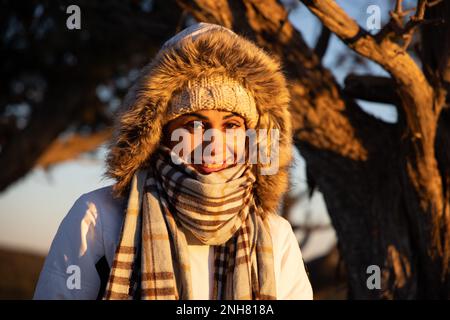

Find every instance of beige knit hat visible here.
[161,23,259,128]
[167,73,259,128]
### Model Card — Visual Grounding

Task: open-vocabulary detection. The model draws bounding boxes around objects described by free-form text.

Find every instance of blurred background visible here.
[1,0,448,299]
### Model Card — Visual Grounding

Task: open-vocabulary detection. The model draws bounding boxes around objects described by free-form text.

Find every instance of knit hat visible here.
[167,73,259,128]
[161,23,259,128]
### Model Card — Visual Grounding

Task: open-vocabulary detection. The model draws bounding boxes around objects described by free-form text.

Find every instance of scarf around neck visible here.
[103,145,277,300]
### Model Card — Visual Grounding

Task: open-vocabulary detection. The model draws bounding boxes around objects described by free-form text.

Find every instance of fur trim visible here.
[103,23,292,215]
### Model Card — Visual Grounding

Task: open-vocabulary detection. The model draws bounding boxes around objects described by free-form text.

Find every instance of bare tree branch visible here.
[314,24,331,60]
[343,74,399,105]
[36,129,112,169]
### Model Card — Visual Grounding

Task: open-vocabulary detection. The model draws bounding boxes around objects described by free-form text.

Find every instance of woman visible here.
[33,22,313,300]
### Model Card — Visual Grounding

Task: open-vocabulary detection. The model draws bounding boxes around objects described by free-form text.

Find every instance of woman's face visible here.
[163,110,247,174]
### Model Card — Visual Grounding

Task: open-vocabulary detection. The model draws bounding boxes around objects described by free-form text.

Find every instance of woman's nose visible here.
[202,129,226,158]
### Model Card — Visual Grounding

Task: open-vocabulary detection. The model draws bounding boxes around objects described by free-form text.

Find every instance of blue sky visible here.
[0,0,402,260]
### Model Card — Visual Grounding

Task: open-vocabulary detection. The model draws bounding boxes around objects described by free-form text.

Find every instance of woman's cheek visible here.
[168,129,199,162]
[226,129,247,163]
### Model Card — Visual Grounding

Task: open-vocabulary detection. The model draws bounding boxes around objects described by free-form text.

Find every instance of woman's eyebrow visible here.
[222,113,242,120]
[184,112,209,120]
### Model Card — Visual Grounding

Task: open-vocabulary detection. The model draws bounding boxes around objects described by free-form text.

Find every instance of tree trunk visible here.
[301,0,450,298]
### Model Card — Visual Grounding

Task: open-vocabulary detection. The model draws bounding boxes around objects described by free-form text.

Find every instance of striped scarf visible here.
[103,145,277,300]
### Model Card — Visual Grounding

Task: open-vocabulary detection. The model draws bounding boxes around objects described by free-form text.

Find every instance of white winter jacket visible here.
[33,185,313,300]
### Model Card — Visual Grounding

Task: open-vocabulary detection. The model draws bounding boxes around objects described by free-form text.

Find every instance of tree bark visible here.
[301,0,449,298]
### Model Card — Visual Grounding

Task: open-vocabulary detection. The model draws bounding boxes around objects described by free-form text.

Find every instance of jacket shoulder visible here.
[79,185,127,259]
[265,213,294,238]
[77,185,127,232]
[80,185,126,211]
[33,185,126,299]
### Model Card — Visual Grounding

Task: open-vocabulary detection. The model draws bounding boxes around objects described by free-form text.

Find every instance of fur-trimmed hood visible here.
[103,22,292,214]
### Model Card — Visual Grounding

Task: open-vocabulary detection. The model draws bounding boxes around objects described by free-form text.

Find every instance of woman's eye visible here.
[184,121,204,130]
[224,122,242,129]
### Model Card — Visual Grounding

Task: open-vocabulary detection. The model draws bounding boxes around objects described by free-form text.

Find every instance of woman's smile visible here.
[193,162,230,174]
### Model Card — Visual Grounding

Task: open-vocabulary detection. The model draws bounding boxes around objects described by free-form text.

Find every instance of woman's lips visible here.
[194,162,229,174]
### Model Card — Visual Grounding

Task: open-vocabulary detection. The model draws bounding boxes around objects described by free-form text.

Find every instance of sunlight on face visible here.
[162,110,247,174]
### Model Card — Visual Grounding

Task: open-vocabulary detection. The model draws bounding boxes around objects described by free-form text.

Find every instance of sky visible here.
[0,0,400,262]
